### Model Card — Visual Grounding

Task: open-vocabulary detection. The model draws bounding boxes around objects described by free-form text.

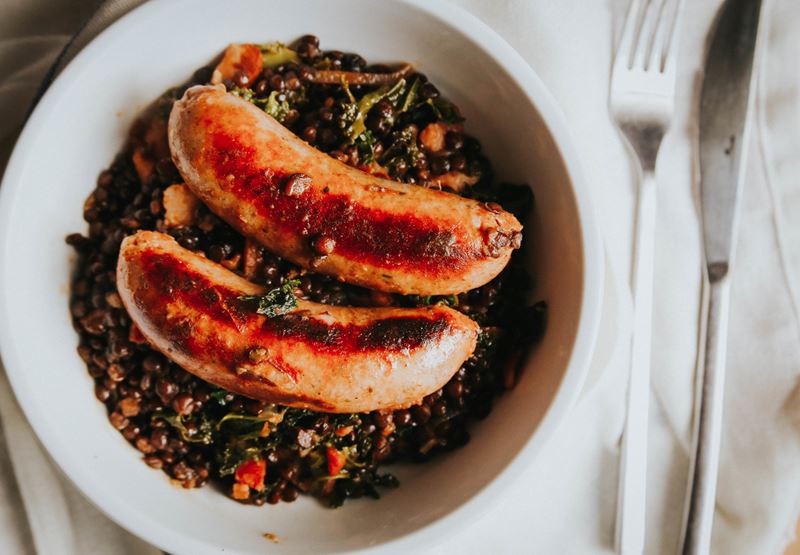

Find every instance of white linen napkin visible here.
[0,1,798,554]
[0,3,161,555]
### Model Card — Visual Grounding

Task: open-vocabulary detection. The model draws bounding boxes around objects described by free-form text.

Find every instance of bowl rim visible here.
[0,0,604,553]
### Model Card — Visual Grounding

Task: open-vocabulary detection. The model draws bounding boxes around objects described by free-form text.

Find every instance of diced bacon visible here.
[163,184,199,228]
[232,483,250,499]
[334,426,353,437]
[326,446,346,476]
[419,122,447,153]
[235,459,266,491]
[211,43,263,86]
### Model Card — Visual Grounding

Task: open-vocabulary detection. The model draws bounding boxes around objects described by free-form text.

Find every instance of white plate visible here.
[0,0,603,553]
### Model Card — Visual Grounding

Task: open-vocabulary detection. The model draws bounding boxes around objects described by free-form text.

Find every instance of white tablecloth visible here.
[1,1,798,554]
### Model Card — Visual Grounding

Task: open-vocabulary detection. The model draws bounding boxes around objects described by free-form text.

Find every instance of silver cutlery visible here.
[610,0,685,553]
[681,1,764,553]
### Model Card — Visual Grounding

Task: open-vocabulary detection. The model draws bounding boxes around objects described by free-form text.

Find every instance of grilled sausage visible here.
[168,85,522,295]
[116,231,479,413]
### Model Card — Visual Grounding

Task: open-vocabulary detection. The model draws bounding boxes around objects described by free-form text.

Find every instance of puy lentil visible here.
[67,35,542,509]
[301,125,317,143]
[449,152,467,172]
[419,82,440,100]
[445,131,465,151]
[429,155,450,176]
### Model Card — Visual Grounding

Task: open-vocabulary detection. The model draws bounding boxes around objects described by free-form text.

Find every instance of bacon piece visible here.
[211,43,263,86]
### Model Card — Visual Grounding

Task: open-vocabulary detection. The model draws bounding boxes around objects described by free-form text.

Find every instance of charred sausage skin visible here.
[116,231,479,413]
[168,85,522,295]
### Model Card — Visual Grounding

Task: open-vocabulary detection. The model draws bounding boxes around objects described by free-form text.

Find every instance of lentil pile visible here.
[67,35,546,507]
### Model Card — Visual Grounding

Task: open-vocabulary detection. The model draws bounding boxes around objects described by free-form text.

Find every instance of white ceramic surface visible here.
[0,0,603,553]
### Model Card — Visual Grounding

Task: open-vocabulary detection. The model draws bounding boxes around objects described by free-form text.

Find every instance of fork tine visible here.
[632,0,661,69]
[646,0,670,70]
[663,0,686,74]
[649,0,684,71]
[615,0,645,69]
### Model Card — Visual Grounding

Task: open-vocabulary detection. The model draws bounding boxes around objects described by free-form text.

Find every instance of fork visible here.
[610,0,685,553]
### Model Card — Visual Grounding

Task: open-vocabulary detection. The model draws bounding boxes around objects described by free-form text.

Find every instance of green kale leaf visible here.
[259,42,301,68]
[231,88,292,123]
[427,97,464,124]
[152,412,214,445]
[354,130,377,165]
[343,79,407,143]
[238,279,300,318]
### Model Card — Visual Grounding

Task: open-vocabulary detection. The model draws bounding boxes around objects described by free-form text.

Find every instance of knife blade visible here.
[699,0,762,279]
[681,1,763,553]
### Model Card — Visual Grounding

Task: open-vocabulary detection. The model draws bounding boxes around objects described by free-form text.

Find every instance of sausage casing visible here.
[116,231,479,413]
[168,85,522,295]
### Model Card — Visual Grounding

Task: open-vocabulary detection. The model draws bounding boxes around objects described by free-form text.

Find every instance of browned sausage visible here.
[116,231,479,413]
[168,85,522,295]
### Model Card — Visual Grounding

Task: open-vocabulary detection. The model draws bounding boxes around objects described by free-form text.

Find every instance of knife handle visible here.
[681,273,731,555]
[615,169,657,555]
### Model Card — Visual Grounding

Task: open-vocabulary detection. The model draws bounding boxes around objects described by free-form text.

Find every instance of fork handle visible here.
[680,275,731,555]
[616,169,657,555]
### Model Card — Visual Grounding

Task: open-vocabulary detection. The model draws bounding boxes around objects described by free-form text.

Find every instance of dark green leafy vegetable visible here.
[230,86,256,102]
[381,78,408,106]
[238,279,300,318]
[354,130,377,165]
[219,445,264,477]
[263,91,292,122]
[341,79,407,143]
[427,97,464,124]
[336,78,420,152]
[231,88,295,122]
[152,412,214,445]
[210,390,230,406]
[417,294,459,307]
[218,408,285,433]
[398,78,420,113]
[440,294,459,307]
[382,123,425,173]
[259,42,300,68]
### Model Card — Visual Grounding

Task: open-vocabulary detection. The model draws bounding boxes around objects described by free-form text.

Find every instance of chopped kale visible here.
[152,412,214,445]
[341,79,407,143]
[238,279,300,318]
[426,97,464,124]
[354,130,377,164]
[230,88,296,123]
[398,78,420,113]
[259,42,301,68]
[415,294,459,307]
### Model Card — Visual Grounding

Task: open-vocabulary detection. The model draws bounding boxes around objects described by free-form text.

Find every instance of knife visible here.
[680,0,763,553]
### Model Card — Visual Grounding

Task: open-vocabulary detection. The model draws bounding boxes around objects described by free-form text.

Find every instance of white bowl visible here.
[0,0,603,553]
